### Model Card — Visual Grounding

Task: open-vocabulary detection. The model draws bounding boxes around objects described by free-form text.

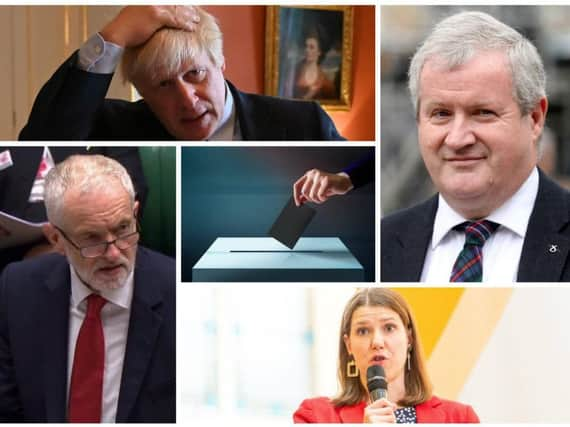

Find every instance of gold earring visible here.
[347,357,359,377]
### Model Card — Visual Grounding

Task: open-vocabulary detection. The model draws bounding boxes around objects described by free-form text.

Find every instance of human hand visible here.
[293,169,354,206]
[363,398,397,424]
[100,6,200,48]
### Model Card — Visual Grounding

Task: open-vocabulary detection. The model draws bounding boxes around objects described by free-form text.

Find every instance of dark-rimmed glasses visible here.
[54,222,140,259]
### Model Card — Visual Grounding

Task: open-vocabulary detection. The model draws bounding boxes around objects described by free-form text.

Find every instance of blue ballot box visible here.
[192,237,364,282]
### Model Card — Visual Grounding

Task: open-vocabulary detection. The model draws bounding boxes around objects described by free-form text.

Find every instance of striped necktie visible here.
[450,220,500,282]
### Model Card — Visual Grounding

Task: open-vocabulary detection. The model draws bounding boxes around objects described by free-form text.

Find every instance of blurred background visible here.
[180,286,570,423]
[181,147,375,282]
[381,5,570,215]
[0,4,374,140]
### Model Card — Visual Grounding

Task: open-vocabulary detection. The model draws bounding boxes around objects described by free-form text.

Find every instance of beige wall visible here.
[0,6,130,140]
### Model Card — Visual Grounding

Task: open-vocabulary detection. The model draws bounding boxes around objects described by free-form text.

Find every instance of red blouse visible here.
[293,395,480,423]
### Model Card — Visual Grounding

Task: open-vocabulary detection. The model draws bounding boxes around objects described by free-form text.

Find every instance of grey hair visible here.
[121,7,224,85]
[408,11,546,116]
[44,155,135,226]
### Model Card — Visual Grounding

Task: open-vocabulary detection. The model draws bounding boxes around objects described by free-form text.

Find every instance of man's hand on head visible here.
[100,6,200,48]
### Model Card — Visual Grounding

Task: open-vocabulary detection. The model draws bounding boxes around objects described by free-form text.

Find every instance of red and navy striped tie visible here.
[450,220,500,282]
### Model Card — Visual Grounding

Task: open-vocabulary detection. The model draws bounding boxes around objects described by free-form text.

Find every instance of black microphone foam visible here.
[366,365,387,402]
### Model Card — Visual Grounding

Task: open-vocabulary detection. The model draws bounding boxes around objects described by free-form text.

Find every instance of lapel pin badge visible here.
[548,244,559,254]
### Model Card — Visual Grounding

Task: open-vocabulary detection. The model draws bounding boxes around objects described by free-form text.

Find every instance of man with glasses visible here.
[0,147,148,273]
[0,155,175,422]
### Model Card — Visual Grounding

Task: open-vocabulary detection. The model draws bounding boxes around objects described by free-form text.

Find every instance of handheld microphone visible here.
[366,365,387,402]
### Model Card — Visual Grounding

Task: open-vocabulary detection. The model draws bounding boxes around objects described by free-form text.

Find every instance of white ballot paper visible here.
[0,210,47,249]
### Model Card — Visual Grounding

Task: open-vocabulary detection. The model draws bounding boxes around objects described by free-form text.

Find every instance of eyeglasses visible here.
[54,222,140,259]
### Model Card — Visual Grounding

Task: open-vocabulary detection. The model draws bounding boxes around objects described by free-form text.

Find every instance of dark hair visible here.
[332,288,433,407]
[303,25,330,64]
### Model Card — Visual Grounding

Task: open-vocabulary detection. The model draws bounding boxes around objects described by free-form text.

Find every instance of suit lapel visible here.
[116,250,164,422]
[518,171,570,281]
[416,396,443,423]
[228,80,286,140]
[391,197,438,281]
[41,257,71,422]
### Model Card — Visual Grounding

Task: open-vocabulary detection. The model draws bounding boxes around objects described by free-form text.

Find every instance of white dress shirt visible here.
[420,167,539,283]
[67,267,134,422]
[78,33,123,74]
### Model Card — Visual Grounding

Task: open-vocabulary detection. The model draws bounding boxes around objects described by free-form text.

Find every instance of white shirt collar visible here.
[208,82,238,141]
[69,265,134,310]
[431,167,539,248]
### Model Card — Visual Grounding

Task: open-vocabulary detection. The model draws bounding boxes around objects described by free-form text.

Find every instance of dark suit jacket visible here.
[381,170,570,282]
[0,247,175,422]
[19,52,344,141]
[343,150,374,189]
[0,147,148,271]
[293,396,479,423]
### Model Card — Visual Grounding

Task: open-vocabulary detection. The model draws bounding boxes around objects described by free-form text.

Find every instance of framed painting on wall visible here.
[265,6,353,110]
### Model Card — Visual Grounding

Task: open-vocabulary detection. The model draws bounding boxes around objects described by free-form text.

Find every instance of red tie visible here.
[68,294,107,422]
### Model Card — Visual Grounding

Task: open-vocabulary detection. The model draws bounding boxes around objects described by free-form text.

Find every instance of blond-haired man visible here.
[20,6,344,141]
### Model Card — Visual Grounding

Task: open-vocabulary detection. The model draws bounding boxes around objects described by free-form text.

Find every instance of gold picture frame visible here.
[264,5,353,111]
